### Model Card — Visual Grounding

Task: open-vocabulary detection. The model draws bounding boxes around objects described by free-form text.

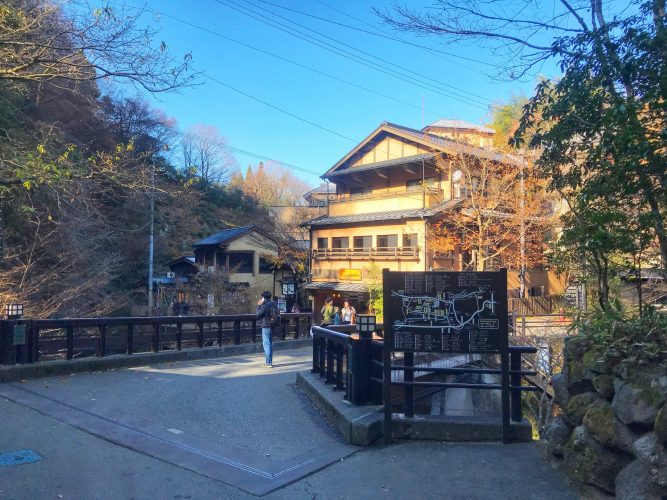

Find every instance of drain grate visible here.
[0,449,42,466]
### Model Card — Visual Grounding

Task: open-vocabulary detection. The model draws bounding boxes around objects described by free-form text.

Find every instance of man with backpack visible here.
[256,290,279,368]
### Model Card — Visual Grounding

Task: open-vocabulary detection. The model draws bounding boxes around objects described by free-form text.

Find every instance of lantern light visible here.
[5,303,24,319]
[355,314,376,339]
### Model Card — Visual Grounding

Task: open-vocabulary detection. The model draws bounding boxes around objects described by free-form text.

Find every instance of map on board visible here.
[383,270,508,353]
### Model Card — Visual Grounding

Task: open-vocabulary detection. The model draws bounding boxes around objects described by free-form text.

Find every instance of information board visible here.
[383,270,508,353]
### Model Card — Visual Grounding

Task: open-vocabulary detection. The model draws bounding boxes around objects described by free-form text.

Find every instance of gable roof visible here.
[323,121,523,179]
[193,225,256,248]
[424,119,496,135]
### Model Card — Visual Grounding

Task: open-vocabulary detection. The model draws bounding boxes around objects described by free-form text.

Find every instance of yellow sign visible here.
[338,269,362,281]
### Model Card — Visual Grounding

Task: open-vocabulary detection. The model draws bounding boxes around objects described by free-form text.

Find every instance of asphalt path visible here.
[0,346,578,499]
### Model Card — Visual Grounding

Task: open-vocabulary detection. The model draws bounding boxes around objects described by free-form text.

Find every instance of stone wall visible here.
[545,336,667,498]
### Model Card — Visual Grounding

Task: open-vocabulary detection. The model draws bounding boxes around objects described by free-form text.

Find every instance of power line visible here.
[254,0,497,72]
[116,2,449,119]
[213,0,491,109]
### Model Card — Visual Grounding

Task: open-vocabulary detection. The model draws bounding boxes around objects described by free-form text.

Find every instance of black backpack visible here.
[268,302,281,327]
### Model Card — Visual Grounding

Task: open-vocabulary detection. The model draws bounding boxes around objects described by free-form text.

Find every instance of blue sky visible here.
[112,0,562,186]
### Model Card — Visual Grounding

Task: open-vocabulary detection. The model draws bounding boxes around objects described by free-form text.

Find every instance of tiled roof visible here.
[303,282,369,292]
[193,226,255,247]
[384,122,523,167]
[302,199,461,227]
[326,153,436,178]
[424,119,496,134]
[304,183,336,196]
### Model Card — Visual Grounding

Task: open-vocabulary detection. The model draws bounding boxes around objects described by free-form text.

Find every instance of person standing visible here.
[320,296,334,325]
[256,290,276,368]
[341,300,356,324]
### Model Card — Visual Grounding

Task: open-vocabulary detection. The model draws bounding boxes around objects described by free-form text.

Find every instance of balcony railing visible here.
[312,246,420,260]
[330,188,442,204]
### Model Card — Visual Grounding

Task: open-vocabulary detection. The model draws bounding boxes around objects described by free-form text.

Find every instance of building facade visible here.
[303,120,564,320]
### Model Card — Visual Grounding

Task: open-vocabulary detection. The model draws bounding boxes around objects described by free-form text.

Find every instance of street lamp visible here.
[5,303,23,320]
[355,314,376,340]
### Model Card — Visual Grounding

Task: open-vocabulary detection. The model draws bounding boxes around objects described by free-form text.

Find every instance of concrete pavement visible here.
[0,346,579,499]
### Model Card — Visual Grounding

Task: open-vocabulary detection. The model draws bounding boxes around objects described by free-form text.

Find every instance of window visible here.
[350,186,365,197]
[406,177,434,191]
[403,233,417,248]
[228,253,253,273]
[259,257,273,274]
[353,236,372,248]
[332,237,349,249]
[377,234,398,249]
[317,237,328,249]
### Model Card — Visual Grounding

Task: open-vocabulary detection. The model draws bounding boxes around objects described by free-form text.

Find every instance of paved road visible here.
[0,347,578,499]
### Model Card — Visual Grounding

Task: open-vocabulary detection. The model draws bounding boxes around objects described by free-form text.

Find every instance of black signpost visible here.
[382,268,511,443]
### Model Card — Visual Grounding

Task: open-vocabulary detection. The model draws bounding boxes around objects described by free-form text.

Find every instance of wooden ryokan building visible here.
[302,120,564,319]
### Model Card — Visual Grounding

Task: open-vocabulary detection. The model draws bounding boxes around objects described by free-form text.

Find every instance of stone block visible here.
[655,405,667,447]
[583,399,614,446]
[592,374,615,400]
[564,392,600,427]
[545,416,572,457]
[563,336,592,362]
[563,426,631,494]
[632,432,660,464]
[616,459,667,500]
[613,381,662,427]
[551,373,570,408]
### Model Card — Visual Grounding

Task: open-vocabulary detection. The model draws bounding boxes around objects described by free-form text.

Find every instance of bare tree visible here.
[181,124,237,185]
[0,0,195,93]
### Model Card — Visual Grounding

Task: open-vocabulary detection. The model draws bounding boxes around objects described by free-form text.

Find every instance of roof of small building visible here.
[302,199,461,227]
[193,225,255,248]
[304,183,336,197]
[424,119,496,135]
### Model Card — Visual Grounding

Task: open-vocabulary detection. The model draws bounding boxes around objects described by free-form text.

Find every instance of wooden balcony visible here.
[312,246,420,260]
[330,187,442,204]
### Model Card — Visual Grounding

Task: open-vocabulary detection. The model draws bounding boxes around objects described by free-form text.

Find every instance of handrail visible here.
[312,246,419,260]
[311,325,351,394]
[0,313,313,365]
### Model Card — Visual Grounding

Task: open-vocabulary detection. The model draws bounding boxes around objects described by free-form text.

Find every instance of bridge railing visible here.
[311,325,350,395]
[0,313,312,365]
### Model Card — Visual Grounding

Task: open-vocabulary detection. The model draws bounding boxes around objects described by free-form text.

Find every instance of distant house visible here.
[191,225,292,300]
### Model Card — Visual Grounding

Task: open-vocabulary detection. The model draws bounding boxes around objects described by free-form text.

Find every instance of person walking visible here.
[256,290,276,368]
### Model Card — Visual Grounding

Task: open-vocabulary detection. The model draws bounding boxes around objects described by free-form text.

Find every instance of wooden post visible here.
[197,321,204,348]
[66,326,74,360]
[176,322,182,350]
[217,321,223,346]
[153,323,160,352]
[404,352,415,418]
[234,320,241,344]
[127,323,133,355]
[98,325,106,357]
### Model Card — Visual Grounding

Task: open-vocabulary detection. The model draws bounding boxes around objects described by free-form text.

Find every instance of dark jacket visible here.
[256,300,274,328]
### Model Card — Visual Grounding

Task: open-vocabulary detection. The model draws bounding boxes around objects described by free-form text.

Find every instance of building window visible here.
[406,177,434,191]
[332,237,349,249]
[353,236,372,249]
[403,233,418,248]
[259,257,274,274]
[350,186,365,197]
[317,237,328,249]
[377,234,398,249]
[228,253,253,273]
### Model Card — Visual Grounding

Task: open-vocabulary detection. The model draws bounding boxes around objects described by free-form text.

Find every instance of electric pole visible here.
[147,163,155,316]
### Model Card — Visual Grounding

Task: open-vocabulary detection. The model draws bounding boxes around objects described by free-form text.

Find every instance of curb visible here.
[0,338,312,382]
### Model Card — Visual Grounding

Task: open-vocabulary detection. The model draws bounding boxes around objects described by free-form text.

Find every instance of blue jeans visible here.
[262,327,273,365]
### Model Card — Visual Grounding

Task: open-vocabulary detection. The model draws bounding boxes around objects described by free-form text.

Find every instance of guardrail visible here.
[0,313,312,365]
[311,325,350,394]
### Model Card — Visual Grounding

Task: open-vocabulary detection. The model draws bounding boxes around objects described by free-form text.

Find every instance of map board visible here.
[382,269,508,353]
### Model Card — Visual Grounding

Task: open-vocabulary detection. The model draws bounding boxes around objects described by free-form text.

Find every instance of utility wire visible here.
[214,0,491,109]
[254,0,496,72]
[117,2,449,119]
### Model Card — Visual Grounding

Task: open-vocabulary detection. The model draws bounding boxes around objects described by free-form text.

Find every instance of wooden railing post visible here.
[153,323,160,352]
[234,320,241,344]
[66,326,74,360]
[98,325,106,357]
[294,317,300,339]
[326,339,334,384]
[197,321,204,348]
[251,319,257,343]
[176,322,182,350]
[335,343,344,391]
[127,323,133,355]
[217,321,223,346]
